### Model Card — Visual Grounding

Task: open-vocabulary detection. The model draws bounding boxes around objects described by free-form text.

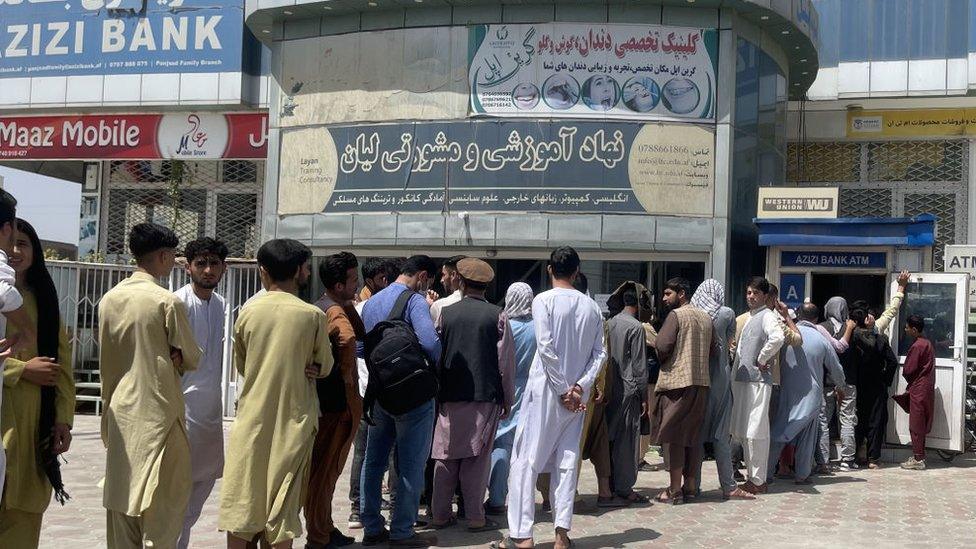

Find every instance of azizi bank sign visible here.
[0,0,243,78]
[0,112,267,159]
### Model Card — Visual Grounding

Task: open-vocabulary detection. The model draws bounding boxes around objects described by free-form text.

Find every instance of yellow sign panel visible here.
[847,108,976,138]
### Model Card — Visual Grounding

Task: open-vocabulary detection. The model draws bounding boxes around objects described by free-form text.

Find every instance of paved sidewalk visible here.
[41,415,976,548]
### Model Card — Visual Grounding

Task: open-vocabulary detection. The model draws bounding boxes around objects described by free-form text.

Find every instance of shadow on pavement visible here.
[568,527,661,548]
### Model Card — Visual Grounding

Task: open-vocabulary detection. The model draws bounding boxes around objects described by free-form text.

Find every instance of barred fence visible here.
[47,259,262,417]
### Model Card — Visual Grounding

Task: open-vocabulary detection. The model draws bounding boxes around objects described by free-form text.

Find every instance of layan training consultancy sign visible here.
[468,23,718,121]
[0,0,244,78]
[277,120,714,216]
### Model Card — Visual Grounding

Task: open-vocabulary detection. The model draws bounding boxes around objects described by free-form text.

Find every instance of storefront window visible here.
[731,38,787,308]
[871,0,909,61]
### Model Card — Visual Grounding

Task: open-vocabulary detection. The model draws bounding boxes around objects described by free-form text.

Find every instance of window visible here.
[910,0,948,59]
[839,1,871,62]
[871,0,909,61]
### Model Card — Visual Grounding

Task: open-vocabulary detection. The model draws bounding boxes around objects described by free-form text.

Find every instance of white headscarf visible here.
[691,278,724,320]
[504,282,534,320]
[824,296,848,332]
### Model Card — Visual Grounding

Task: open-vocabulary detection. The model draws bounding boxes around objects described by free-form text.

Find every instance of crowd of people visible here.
[0,202,941,548]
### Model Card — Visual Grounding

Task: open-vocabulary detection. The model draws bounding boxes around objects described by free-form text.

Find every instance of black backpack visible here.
[362,289,438,422]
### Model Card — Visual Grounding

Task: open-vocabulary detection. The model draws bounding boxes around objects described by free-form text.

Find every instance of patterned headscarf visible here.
[504,282,534,320]
[691,278,725,320]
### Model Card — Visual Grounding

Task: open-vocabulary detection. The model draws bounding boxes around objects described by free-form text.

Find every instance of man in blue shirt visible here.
[359,255,440,548]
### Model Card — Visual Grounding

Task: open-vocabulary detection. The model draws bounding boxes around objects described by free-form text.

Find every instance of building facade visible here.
[248,0,820,305]
[789,0,976,270]
[0,0,271,261]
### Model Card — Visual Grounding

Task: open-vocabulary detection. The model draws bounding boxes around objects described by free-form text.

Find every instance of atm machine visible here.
[757,214,971,454]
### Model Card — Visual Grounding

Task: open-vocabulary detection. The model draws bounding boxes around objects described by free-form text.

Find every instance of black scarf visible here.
[33,284,69,504]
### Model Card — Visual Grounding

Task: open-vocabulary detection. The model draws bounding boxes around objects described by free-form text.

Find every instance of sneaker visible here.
[733,469,746,482]
[838,461,859,471]
[348,512,363,530]
[330,529,355,547]
[389,532,438,547]
[901,457,926,470]
[361,528,390,546]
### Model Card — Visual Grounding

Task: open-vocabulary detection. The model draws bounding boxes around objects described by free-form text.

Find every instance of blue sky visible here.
[0,166,81,246]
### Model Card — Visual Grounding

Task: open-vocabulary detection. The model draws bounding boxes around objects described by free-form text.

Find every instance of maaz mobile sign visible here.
[0,0,243,78]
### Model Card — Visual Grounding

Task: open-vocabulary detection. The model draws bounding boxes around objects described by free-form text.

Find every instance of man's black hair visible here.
[361,257,387,280]
[623,290,638,307]
[319,251,359,290]
[184,237,229,263]
[443,255,467,271]
[907,314,925,332]
[573,271,588,294]
[0,189,17,229]
[550,246,581,278]
[746,276,771,294]
[665,277,691,297]
[768,283,779,298]
[128,223,179,258]
[850,307,869,327]
[798,302,819,322]
[256,239,311,283]
[401,255,437,278]
[384,258,404,280]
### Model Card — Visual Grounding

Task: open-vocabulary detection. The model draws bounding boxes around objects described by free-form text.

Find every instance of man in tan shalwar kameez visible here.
[219,239,333,548]
[98,223,202,549]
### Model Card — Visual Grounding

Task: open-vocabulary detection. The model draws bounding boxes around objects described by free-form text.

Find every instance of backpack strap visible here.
[387,289,415,322]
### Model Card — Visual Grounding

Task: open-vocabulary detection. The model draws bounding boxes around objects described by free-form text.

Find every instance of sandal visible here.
[467,518,500,533]
[656,488,683,505]
[723,487,757,500]
[491,537,531,549]
[597,496,628,508]
[429,516,457,530]
[626,492,651,505]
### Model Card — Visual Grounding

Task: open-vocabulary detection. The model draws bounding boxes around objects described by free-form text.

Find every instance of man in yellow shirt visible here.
[219,239,333,548]
[98,223,202,548]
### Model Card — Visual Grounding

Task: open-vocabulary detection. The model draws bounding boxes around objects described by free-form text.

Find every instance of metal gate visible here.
[48,260,261,417]
[100,160,264,261]
[787,139,969,269]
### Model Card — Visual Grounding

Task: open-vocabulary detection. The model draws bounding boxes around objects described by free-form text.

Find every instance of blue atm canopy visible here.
[754,214,936,247]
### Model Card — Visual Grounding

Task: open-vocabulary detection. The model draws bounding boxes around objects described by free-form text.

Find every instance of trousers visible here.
[177,478,216,549]
[306,403,360,544]
[432,451,493,523]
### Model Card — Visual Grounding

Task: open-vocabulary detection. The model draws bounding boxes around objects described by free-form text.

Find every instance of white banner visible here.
[468,23,718,121]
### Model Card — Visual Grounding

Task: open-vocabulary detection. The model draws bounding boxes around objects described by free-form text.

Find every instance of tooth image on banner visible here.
[662,78,701,115]
[512,83,541,110]
[468,23,717,120]
[622,77,661,113]
[542,75,580,110]
[582,75,621,112]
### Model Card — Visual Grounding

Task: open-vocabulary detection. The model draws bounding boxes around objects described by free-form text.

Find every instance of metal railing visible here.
[48,259,262,417]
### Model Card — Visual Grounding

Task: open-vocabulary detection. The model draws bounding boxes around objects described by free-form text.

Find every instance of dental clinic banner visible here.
[468,23,718,121]
[0,0,244,78]
[276,120,715,217]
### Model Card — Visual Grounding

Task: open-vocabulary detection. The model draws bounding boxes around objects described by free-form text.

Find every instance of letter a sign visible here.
[780,273,805,310]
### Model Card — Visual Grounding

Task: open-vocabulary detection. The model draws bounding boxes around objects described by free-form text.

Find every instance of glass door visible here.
[886,273,970,452]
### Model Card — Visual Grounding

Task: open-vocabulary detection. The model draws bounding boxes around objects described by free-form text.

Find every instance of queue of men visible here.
[0,209,944,548]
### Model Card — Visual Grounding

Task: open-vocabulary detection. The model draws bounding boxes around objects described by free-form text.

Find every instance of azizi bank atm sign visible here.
[0,0,243,78]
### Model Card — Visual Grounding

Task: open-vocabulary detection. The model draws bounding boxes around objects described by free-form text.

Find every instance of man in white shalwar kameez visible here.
[730,277,786,495]
[499,247,605,549]
[175,237,229,549]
